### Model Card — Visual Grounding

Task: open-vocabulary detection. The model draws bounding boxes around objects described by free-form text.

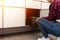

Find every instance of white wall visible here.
[3,0,25,28]
[40,9,49,18]
[26,0,41,9]
[33,0,48,2]
[42,0,48,2]
[4,0,25,7]
[4,7,25,28]
[41,2,50,9]
[0,7,2,28]
[0,0,50,28]
[0,1,2,6]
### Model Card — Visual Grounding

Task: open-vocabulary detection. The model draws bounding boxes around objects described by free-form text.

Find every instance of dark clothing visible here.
[44,0,60,21]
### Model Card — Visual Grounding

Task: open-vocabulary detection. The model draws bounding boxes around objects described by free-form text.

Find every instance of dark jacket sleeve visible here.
[43,3,57,21]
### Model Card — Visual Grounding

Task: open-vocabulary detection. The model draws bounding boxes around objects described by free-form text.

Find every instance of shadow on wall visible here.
[26,8,40,25]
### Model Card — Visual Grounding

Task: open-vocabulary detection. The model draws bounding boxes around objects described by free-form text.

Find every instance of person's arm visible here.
[43,3,57,21]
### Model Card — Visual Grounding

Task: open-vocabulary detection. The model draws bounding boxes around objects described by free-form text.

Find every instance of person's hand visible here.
[36,17,40,21]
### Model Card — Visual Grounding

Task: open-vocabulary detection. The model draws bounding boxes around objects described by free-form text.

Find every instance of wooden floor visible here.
[0,32,57,40]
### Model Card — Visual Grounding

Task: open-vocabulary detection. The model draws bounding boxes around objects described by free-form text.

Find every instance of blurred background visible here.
[0,0,58,40]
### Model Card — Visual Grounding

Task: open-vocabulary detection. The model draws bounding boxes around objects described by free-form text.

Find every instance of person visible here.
[35,0,60,40]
